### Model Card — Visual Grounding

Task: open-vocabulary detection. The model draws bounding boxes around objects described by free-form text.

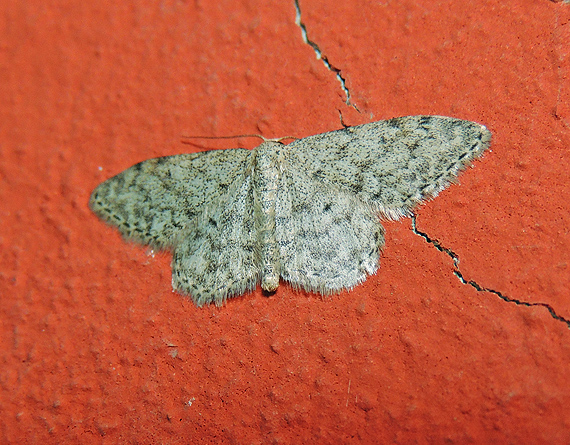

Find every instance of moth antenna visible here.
[180,134,298,144]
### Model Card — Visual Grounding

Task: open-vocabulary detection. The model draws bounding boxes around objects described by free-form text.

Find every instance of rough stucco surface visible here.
[1,0,569,443]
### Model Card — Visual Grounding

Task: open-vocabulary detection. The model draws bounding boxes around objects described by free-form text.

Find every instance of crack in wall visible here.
[293,0,359,111]
[411,215,570,329]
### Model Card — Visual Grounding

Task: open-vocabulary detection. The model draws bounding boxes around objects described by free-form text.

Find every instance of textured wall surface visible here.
[1,0,569,443]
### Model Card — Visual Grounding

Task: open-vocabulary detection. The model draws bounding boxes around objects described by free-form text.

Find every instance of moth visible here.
[90,116,491,306]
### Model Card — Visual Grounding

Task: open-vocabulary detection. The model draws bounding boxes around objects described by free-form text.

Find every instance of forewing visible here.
[89,149,251,249]
[172,174,260,306]
[276,163,385,294]
[286,116,491,219]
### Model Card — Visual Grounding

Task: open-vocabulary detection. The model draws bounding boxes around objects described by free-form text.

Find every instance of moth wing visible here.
[172,173,261,306]
[275,161,385,294]
[89,149,251,249]
[286,116,491,219]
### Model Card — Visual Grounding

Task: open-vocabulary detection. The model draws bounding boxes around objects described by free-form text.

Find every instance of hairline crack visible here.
[412,215,570,329]
[293,0,359,111]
